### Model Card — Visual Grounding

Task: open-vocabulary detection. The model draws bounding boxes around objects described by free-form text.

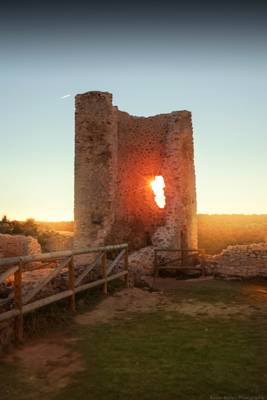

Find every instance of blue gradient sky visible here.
[1,1,266,220]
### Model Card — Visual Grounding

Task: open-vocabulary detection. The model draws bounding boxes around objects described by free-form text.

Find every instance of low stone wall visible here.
[0,234,41,271]
[0,233,41,258]
[213,243,267,278]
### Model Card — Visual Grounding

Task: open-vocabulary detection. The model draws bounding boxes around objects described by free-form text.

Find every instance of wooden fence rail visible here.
[0,243,128,342]
[153,248,205,280]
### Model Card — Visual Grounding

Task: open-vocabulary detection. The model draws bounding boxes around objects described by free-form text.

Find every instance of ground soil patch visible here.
[75,287,171,325]
[5,336,84,394]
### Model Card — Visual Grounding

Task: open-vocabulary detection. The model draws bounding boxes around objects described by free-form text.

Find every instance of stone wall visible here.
[213,243,267,278]
[74,91,197,258]
[0,234,41,264]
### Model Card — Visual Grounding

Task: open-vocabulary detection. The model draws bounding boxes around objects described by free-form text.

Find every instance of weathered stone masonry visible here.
[213,243,267,278]
[74,91,197,260]
[0,234,41,270]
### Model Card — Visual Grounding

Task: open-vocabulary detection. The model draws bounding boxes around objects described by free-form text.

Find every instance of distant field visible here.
[198,214,267,254]
[37,215,267,255]
[37,221,74,232]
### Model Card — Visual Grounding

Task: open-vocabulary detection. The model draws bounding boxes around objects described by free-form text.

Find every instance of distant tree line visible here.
[0,216,54,251]
[0,216,39,236]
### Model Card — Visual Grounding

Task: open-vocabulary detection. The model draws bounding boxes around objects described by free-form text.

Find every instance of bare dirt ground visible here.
[75,286,261,324]
[75,287,171,325]
[143,275,214,290]
[5,336,84,393]
[168,300,253,317]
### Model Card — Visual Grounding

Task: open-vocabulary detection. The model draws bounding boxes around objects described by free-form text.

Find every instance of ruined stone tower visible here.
[74,91,197,254]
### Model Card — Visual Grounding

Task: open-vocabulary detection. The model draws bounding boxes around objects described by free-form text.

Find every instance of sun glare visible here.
[151,176,166,209]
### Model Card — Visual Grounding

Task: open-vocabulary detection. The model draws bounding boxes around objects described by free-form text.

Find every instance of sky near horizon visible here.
[1,1,267,221]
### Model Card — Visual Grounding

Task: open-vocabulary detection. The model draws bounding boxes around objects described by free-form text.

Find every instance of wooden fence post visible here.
[14,259,23,343]
[124,247,129,287]
[68,256,76,313]
[101,252,108,295]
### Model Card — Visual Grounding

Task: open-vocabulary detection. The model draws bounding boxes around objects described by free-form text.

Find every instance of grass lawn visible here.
[1,279,267,400]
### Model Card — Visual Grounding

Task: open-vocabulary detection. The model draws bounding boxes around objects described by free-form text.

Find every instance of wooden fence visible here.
[153,248,205,278]
[0,243,128,342]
